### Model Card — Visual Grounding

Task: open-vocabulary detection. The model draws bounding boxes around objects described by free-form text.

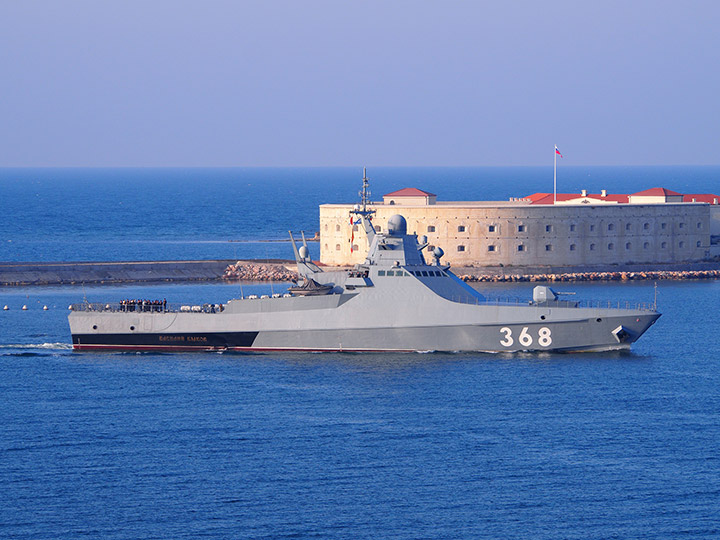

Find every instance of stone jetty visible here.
[457,269,720,283]
[222,262,299,282]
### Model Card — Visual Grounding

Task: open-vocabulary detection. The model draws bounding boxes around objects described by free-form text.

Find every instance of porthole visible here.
[130,325,135,331]
[92,325,98,330]
[596,318,602,323]
[540,315,546,320]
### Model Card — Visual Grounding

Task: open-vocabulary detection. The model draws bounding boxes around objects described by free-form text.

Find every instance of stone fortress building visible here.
[319,187,720,267]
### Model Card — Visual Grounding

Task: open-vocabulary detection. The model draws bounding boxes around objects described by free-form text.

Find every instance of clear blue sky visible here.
[1,0,718,167]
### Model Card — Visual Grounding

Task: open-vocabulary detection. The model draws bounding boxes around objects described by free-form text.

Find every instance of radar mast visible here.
[351,167,376,242]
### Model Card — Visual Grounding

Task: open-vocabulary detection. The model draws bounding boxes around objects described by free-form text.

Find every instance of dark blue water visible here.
[2,168,720,538]
[1,278,719,539]
[2,166,718,261]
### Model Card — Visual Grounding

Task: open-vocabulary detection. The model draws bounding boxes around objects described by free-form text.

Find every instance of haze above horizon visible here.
[1,1,718,168]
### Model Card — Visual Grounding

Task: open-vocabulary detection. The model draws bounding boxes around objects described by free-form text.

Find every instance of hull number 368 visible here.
[499,326,552,347]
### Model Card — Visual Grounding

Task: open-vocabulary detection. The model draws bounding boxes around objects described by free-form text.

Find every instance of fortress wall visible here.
[319,203,712,267]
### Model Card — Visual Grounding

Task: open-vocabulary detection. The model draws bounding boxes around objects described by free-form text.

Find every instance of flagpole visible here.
[553,145,557,204]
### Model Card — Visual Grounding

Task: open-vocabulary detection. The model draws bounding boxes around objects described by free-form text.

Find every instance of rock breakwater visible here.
[458,269,720,283]
[223,262,298,282]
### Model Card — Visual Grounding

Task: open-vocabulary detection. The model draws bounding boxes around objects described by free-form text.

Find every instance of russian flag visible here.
[555,146,563,158]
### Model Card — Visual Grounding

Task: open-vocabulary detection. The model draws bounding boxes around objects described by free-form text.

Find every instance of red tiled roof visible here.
[383,187,437,198]
[631,187,682,197]
[524,188,719,205]
[525,193,629,205]
[683,194,720,204]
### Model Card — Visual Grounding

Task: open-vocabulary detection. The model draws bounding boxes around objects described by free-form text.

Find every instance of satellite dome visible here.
[386,215,407,236]
[299,245,309,259]
[433,246,444,259]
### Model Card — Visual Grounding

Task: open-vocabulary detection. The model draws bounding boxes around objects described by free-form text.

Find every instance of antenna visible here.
[359,167,371,213]
[653,282,658,311]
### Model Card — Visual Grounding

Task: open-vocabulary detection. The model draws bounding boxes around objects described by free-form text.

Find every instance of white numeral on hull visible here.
[499,327,552,348]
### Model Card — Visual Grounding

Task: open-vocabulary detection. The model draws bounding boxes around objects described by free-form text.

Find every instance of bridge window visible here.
[378,270,386,276]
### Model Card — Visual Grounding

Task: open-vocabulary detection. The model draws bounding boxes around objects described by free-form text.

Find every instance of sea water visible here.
[1,166,718,261]
[1,167,720,538]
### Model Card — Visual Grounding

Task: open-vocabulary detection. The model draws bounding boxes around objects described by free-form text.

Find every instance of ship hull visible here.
[70,311,660,353]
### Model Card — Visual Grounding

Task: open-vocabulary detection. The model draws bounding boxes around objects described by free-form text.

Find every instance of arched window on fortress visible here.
[517,245,525,252]
[590,243,596,251]
[644,242,650,249]
[608,223,615,231]
[427,225,435,232]
[679,241,685,248]
[626,242,632,250]
[644,222,649,230]
[457,245,465,252]
[570,244,576,251]
[661,242,667,248]
[458,225,465,232]
[336,224,341,232]
[608,243,615,250]
[626,223,632,231]
[335,244,341,251]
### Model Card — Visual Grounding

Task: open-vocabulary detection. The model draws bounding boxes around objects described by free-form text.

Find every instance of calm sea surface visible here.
[1,167,720,538]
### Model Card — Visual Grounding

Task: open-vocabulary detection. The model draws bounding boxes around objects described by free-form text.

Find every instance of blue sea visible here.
[2,167,720,539]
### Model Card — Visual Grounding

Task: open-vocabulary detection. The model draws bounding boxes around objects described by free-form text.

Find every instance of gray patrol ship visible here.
[69,172,660,353]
